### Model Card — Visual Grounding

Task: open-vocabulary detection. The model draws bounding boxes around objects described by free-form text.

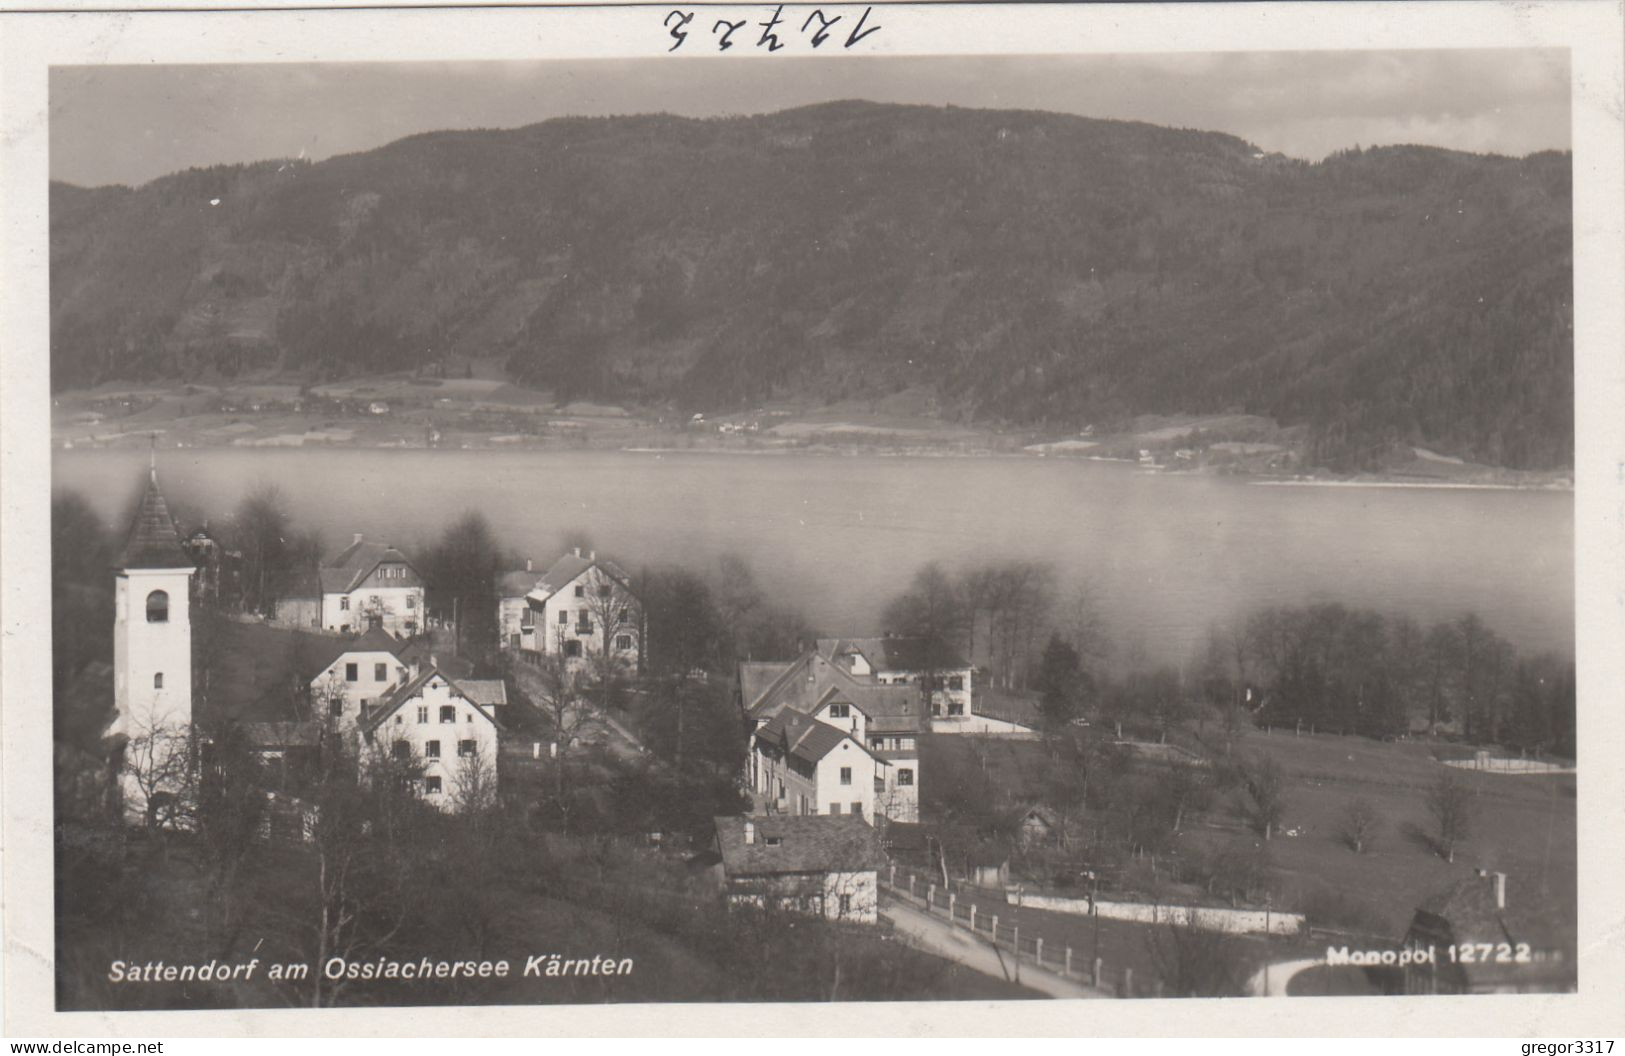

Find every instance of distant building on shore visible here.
[708,814,884,924]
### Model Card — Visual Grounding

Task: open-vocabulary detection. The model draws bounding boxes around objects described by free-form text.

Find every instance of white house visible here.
[111,466,196,824]
[516,549,642,672]
[494,559,545,650]
[319,534,425,638]
[306,627,414,736]
[741,651,923,822]
[711,814,884,924]
[750,709,883,820]
[357,666,504,811]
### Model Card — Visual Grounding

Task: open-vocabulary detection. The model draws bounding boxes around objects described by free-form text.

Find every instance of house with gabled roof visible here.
[319,533,424,638]
[742,651,923,822]
[306,626,416,735]
[751,708,884,822]
[357,664,504,812]
[514,548,642,673]
[711,814,885,923]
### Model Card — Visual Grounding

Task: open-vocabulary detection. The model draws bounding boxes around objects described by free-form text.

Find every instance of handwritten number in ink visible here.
[845,6,880,48]
[714,18,747,50]
[802,9,840,47]
[665,9,695,51]
[758,5,786,51]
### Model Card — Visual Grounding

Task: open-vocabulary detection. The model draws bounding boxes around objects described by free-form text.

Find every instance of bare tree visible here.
[449,741,499,815]
[579,564,640,711]
[1339,797,1381,854]
[1242,753,1286,840]
[1145,915,1246,997]
[1427,771,1476,863]
[117,717,197,831]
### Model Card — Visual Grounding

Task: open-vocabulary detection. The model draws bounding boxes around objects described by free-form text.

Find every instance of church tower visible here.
[112,462,195,819]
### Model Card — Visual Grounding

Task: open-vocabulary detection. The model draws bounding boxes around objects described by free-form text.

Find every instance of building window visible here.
[948,675,965,691]
[458,739,476,757]
[557,610,568,626]
[339,623,350,634]
[392,741,409,760]
[426,740,440,759]
[346,663,358,682]
[851,802,862,817]
[900,737,915,751]
[340,597,350,611]
[145,590,169,623]
[331,699,343,718]
[829,802,841,814]
[153,672,164,689]
[898,768,914,786]
[564,640,582,658]
[440,705,456,724]
[615,634,633,651]
[618,608,630,624]
[574,585,585,598]
[828,703,850,719]
[374,662,387,681]
[599,583,612,598]
[406,595,416,610]
[425,776,442,794]
[874,776,885,792]
[948,701,965,716]
[839,767,852,785]
[839,894,852,915]
[403,621,416,634]
[417,706,428,724]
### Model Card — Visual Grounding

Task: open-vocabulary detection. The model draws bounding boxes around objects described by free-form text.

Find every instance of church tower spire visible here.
[112,460,195,824]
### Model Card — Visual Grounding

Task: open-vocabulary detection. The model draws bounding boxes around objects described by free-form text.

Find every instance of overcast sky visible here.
[50,49,1570,188]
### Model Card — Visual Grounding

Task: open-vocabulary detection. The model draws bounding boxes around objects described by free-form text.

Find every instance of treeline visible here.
[881,557,1574,756]
[1195,604,1575,757]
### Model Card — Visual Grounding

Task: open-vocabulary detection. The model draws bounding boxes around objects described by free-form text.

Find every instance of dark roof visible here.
[755,710,864,766]
[359,666,501,734]
[526,552,634,602]
[744,651,921,734]
[715,814,885,876]
[495,568,544,598]
[117,471,193,570]
[319,537,416,594]
[307,626,407,677]
[817,636,969,674]
[198,620,350,730]
[397,637,475,680]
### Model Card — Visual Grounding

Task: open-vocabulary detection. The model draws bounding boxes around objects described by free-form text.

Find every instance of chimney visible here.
[1493,872,1507,909]
[744,820,756,845]
[353,532,364,545]
[589,549,596,561]
[573,547,581,558]
[526,558,533,573]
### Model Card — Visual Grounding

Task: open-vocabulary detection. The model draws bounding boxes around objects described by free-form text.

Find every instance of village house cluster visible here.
[107,465,1046,924]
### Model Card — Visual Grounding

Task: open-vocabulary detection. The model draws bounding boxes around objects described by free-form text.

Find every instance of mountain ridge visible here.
[48,101,1573,471]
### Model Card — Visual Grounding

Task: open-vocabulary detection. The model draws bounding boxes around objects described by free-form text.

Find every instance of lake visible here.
[55,449,1575,666]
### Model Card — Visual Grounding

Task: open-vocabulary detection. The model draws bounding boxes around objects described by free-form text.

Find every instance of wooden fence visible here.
[880,864,1157,997]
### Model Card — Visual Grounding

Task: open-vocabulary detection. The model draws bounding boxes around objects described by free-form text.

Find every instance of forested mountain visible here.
[49,101,1573,469]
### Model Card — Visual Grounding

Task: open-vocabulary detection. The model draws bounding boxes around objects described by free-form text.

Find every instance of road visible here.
[880,894,1109,999]
[1243,958,1324,996]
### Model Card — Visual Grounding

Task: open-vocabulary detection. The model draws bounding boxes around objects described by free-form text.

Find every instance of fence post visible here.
[1093,957,1102,987]
[1122,967,1134,998]
[969,904,977,930]
[889,864,896,886]
[1065,947,1073,976]
[949,892,956,921]
[1035,937,1044,965]
[909,875,916,897]
[991,914,999,940]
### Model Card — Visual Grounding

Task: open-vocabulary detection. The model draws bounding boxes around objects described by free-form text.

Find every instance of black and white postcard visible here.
[3,0,1623,1038]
